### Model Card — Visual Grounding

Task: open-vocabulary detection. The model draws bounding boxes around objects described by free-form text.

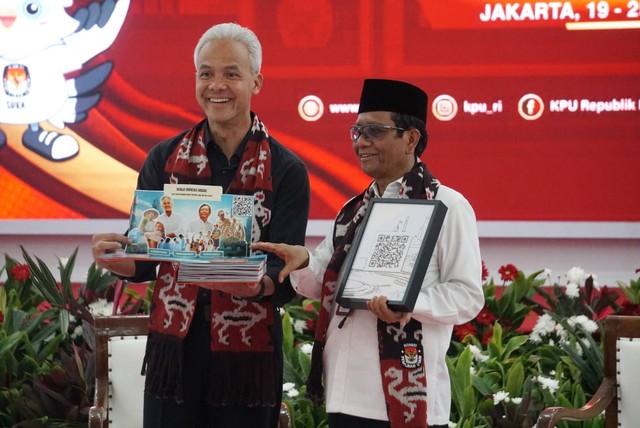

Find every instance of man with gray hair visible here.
[91,22,310,427]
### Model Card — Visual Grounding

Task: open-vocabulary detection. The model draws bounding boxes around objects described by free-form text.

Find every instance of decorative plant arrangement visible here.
[1,247,638,427]
[0,247,150,427]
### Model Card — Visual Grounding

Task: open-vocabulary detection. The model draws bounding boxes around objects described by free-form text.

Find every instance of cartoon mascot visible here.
[0,0,129,161]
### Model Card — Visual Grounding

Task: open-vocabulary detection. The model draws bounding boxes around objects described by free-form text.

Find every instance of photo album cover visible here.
[102,184,266,284]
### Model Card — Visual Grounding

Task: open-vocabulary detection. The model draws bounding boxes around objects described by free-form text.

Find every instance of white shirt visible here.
[188,219,214,234]
[157,212,185,236]
[290,181,484,425]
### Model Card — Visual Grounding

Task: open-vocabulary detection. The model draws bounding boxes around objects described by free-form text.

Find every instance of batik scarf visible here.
[143,115,276,406]
[307,160,439,427]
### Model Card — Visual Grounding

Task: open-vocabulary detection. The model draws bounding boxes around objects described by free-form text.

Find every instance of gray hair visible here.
[193,22,262,75]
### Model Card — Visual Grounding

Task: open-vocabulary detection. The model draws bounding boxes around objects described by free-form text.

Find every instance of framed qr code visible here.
[335,199,447,312]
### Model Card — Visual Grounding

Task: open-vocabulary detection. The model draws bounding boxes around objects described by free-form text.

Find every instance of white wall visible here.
[1,220,639,287]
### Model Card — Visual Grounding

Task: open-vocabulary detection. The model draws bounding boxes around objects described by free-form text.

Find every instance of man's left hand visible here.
[366,296,412,328]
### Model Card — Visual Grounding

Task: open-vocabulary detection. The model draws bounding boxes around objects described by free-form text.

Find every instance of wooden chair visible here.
[536,315,640,428]
[88,315,292,427]
[89,315,149,428]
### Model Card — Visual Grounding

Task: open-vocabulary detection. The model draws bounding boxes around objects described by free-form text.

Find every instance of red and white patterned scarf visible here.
[307,161,439,427]
[143,115,276,406]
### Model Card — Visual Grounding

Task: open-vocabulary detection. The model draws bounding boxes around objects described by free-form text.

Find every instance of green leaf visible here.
[460,384,477,417]
[296,346,311,379]
[505,361,524,397]
[502,335,529,360]
[0,331,25,357]
[281,310,294,359]
[58,248,78,301]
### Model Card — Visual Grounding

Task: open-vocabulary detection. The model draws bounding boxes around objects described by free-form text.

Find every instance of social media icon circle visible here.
[518,94,544,120]
[432,94,458,121]
[298,95,324,122]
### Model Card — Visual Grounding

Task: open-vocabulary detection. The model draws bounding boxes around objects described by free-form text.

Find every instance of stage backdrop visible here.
[1,0,638,228]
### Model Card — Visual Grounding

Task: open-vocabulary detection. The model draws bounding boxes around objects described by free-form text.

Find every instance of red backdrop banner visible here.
[0,0,638,222]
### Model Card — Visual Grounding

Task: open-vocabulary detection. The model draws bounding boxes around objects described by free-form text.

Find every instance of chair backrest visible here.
[90,315,295,428]
[536,315,640,428]
[92,315,148,428]
[607,315,640,427]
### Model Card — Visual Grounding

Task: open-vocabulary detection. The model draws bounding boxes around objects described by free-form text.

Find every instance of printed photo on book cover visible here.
[125,188,254,259]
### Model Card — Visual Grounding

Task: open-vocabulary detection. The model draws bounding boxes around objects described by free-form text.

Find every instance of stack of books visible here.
[177,255,266,285]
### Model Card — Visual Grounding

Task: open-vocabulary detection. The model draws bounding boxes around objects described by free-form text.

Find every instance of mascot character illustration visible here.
[0,0,129,161]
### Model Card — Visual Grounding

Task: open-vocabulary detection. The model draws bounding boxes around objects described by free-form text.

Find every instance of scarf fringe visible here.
[143,331,185,402]
[208,351,276,406]
[305,341,325,404]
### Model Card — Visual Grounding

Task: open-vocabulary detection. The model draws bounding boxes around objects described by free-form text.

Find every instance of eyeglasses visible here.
[349,124,407,143]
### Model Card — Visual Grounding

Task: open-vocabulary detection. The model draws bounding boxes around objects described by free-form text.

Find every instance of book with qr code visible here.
[100,184,265,284]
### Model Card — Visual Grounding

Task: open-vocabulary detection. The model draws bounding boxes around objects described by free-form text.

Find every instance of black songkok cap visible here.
[357,79,428,123]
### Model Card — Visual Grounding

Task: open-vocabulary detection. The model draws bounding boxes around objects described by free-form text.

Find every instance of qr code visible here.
[232,195,253,217]
[367,234,410,269]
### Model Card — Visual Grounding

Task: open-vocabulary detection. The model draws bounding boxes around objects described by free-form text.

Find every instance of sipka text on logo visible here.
[480,2,577,22]
[7,100,25,109]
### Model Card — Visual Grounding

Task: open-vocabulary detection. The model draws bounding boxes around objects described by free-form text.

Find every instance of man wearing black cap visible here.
[253,79,483,427]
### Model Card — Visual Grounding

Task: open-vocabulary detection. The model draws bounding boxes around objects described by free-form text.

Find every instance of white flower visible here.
[282,382,296,392]
[511,397,522,405]
[470,366,476,375]
[70,325,83,340]
[529,332,542,344]
[300,342,313,356]
[291,319,307,334]
[565,282,580,298]
[536,314,556,334]
[537,376,560,394]
[88,299,114,317]
[493,390,510,405]
[286,388,299,398]
[554,323,569,343]
[568,315,598,334]
[468,344,489,363]
[530,313,556,343]
[566,267,586,286]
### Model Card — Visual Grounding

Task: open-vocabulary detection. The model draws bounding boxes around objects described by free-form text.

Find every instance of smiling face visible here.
[161,197,173,215]
[195,38,262,131]
[198,204,211,222]
[352,111,418,193]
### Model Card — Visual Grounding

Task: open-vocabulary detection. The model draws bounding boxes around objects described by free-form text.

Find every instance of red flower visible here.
[453,322,477,341]
[10,264,30,282]
[0,311,4,323]
[475,307,496,326]
[620,302,640,316]
[83,289,98,303]
[481,261,489,282]
[498,264,518,282]
[481,329,493,345]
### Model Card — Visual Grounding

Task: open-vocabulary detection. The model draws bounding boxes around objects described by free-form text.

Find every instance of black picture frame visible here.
[335,199,448,312]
